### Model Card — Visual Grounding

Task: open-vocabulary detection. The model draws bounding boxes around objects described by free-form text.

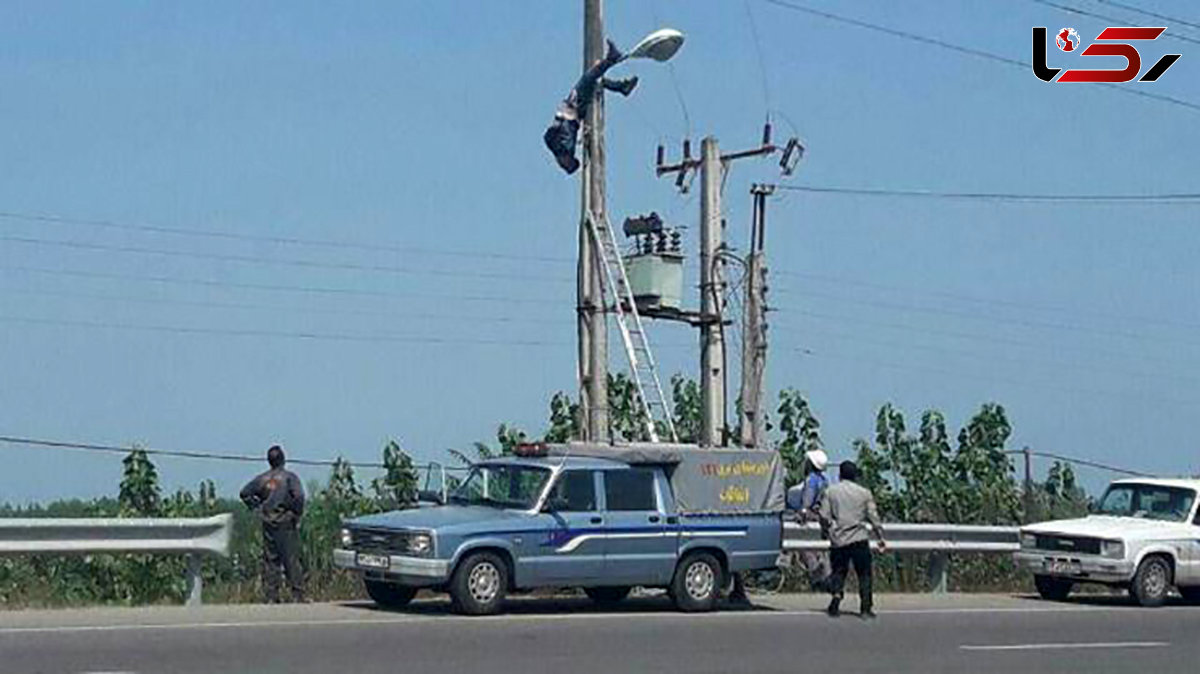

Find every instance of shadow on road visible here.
[1008,592,1199,608]
[338,593,780,617]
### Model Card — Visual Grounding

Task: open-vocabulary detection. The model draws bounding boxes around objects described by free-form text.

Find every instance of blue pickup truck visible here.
[334,443,785,614]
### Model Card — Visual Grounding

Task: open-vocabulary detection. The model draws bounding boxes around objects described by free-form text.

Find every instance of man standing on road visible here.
[240,445,306,603]
[817,460,885,619]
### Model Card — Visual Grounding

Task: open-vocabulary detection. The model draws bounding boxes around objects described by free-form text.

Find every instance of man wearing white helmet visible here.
[788,449,831,590]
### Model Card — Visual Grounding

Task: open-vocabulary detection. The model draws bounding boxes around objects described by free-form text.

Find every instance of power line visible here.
[1032,0,1200,45]
[1007,448,1151,477]
[647,0,694,136]
[1,264,559,305]
[0,314,572,348]
[793,320,1200,388]
[0,435,387,469]
[743,0,774,115]
[779,307,1198,379]
[1096,0,1200,32]
[777,287,1200,347]
[775,184,1200,202]
[792,346,1200,409]
[0,234,573,284]
[0,211,572,264]
[0,285,565,327]
[0,311,699,352]
[773,269,1200,333]
[761,0,1200,113]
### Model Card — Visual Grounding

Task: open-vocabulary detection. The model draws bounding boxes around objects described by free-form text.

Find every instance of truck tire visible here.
[584,586,632,606]
[1130,555,1172,607]
[450,552,508,615]
[1033,574,1073,601]
[364,579,417,609]
[671,552,722,613]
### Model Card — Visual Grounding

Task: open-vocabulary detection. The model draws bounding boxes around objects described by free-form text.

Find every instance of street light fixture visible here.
[625,28,685,63]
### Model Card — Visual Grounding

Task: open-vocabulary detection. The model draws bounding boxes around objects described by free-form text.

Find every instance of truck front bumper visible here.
[1013,551,1134,584]
[334,549,450,586]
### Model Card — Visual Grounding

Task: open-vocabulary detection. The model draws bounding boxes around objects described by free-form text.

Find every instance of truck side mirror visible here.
[542,497,570,513]
[418,490,444,506]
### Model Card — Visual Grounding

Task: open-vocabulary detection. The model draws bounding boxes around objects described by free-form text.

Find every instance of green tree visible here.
[544,392,579,443]
[953,403,1020,525]
[775,389,822,487]
[370,440,419,510]
[671,374,701,443]
[118,447,161,517]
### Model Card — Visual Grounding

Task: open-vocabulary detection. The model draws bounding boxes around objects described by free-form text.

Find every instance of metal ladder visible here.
[585,210,678,443]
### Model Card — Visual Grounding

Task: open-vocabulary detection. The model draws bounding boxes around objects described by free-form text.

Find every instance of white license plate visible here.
[357,553,390,569]
[1048,560,1080,575]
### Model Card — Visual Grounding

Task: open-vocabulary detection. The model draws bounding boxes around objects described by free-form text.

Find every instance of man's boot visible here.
[826,596,841,617]
[860,604,877,620]
[603,76,639,97]
[604,39,624,67]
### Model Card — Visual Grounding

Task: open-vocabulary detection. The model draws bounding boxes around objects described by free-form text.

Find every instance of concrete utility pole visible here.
[739,184,773,448]
[577,0,609,442]
[698,138,726,447]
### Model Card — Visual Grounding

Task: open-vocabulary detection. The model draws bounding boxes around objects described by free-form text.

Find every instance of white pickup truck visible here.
[1015,478,1200,606]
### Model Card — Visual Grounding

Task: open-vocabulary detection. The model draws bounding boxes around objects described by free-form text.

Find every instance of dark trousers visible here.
[262,521,304,602]
[828,540,873,610]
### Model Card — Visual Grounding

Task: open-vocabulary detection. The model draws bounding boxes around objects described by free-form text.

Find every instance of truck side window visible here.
[605,469,657,511]
[549,470,596,512]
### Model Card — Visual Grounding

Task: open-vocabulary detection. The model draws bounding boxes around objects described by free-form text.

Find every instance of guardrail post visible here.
[928,552,948,594]
[185,553,203,607]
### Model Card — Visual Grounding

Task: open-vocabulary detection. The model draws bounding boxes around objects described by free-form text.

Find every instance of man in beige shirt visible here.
[817,460,886,618]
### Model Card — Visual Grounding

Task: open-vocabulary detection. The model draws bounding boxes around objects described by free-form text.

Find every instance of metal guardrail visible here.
[783,521,1020,592]
[0,514,233,607]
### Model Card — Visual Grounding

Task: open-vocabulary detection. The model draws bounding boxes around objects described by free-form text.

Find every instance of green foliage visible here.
[608,372,651,442]
[775,389,822,487]
[544,392,579,443]
[118,447,161,516]
[370,440,419,511]
[670,374,701,443]
[1034,461,1090,521]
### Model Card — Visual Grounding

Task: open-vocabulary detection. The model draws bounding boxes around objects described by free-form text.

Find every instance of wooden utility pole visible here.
[739,184,773,448]
[577,0,609,442]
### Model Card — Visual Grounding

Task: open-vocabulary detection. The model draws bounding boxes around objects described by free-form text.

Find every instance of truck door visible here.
[529,469,604,584]
[600,467,678,586]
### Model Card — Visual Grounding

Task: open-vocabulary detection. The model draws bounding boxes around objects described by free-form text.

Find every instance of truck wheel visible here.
[450,552,508,615]
[364,579,417,610]
[1130,556,1172,607]
[1033,574,1073,601]
[584,586,632,606]
[671,552,722,613]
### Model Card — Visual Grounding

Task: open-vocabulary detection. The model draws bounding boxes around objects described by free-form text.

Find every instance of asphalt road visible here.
[2,593,1199,674]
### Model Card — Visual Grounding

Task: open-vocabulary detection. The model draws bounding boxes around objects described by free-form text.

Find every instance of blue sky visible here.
[1,0,1197,502]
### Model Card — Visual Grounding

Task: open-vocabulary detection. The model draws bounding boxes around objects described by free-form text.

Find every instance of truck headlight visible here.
[408,533,433,556]
[1020,533,1036,550]
[1101,540,1124,559]
[340,528,353,548]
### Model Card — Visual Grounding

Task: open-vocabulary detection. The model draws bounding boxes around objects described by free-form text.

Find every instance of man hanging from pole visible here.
[543,39,638,174]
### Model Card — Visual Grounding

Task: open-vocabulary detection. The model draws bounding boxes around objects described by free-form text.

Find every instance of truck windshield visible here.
[1096,484,1196,522]
[449,464,551,510]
